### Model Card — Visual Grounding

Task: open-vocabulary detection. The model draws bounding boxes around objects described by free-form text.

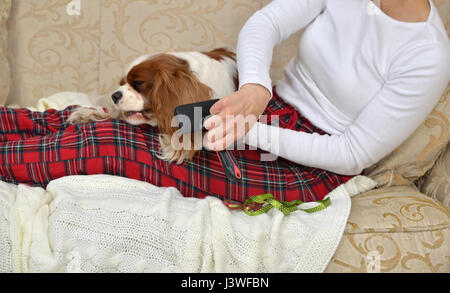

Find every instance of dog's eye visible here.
[132,81,145,91]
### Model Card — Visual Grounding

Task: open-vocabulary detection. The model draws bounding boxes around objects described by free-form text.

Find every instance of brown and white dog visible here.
[68,48,239,163]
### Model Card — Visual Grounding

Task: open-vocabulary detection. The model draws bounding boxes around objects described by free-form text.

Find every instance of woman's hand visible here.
[204,83,272,151]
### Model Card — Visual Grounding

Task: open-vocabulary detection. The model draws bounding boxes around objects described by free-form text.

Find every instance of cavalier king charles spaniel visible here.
[68,48,239,163]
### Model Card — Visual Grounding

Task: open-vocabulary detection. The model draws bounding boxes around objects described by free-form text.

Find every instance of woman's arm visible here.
[205,0,327,148]
[245,44,450,175]
[237,0,327,97]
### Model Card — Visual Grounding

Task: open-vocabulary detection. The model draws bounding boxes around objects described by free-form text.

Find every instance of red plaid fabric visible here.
[0,87,354,203]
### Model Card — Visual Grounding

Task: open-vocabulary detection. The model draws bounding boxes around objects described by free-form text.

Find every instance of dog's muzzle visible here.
[112,91,123,104]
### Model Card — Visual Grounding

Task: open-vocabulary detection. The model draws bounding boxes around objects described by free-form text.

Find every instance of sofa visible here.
[0,0,449,273]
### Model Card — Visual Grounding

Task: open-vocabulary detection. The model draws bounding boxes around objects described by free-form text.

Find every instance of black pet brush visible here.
[174,100,242,182]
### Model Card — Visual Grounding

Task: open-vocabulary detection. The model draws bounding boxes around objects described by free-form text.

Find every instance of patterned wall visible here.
[6,0,450,107]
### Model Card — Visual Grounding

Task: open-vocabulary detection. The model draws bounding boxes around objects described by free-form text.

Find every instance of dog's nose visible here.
[111,91,123,104]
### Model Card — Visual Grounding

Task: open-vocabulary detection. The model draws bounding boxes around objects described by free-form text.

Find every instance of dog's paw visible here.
[157,134,196,164]
[68,107,112,124]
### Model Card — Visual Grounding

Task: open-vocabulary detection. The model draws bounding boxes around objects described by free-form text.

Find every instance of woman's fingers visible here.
[205,114,257,151]
[206,132,236,151]
[205,117,226,150]
[204,113,223,131]
[209,97,226,115]
[204,95,236,130]
[209,93,239,116]
[206,122,237,151]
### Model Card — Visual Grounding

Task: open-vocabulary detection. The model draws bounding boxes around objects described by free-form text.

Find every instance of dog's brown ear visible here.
[151,68,212,160]
[151,68,213,137]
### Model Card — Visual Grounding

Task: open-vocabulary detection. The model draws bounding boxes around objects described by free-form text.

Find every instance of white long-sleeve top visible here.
[240,0,450,175]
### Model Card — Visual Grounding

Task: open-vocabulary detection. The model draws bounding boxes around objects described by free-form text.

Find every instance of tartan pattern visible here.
[0,87,354,203]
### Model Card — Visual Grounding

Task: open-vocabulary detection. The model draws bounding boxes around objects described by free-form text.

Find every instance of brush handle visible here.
[216,150,242,182]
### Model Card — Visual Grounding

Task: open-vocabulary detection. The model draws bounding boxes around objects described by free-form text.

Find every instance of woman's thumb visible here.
[209,98,225,115]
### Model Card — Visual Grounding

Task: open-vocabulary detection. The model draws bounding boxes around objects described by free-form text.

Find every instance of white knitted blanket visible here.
[0,174,377,273]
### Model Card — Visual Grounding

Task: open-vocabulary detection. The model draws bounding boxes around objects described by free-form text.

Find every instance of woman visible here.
[0,0,448,207]
[206,0,449,175]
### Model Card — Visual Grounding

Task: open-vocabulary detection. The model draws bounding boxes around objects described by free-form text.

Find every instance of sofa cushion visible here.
[364,87,450,188]
[417,143,450,207]
[325,185,450,272]
[347,185,449,234]
[0,0,11,106]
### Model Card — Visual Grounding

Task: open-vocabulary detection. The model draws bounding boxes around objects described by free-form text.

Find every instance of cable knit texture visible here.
[0,175,376,273]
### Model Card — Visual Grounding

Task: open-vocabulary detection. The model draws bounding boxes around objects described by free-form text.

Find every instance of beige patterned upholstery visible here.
[418,144,450,207]
[0,0,10,106]
[326,186,450,273]
[3,0,450,273]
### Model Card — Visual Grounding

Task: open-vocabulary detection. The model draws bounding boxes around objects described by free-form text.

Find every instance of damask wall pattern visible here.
[7,0,304,106]
[6,0,449,106]
[0,0,11,106]
[8,0,101,106]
